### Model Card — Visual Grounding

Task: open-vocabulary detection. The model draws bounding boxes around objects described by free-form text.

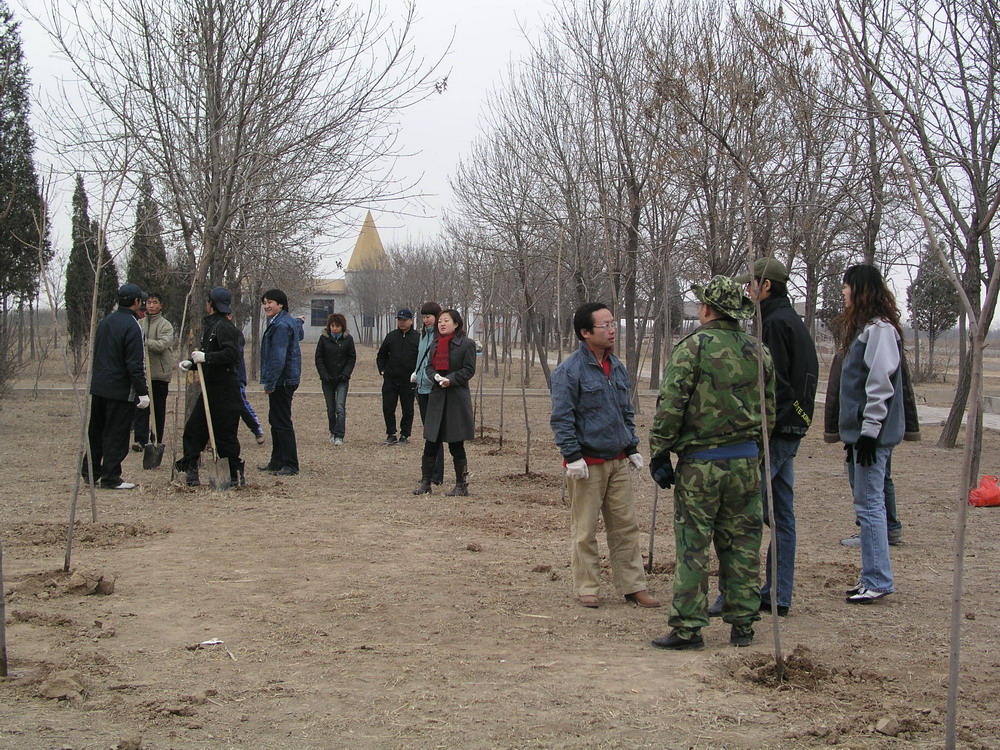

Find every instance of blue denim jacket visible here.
[550,341,639,462]
[260,310,303,390]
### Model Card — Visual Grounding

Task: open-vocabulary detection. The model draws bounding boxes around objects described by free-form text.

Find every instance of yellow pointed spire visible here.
[346,211,387,272]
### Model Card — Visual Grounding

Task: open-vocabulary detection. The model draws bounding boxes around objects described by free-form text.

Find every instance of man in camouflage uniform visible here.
[648,276,774,650]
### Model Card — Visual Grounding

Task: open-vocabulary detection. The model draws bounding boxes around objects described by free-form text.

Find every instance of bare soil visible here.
[3,346,1000,750]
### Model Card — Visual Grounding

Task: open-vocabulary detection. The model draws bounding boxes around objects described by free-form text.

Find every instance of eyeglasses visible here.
[593,322,617,330]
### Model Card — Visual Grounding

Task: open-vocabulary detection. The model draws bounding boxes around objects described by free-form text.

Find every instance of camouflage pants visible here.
[669,457,762,635]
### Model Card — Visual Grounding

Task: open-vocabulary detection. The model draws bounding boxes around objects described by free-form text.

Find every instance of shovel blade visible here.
[143,443,165,470]
[203,457,231,491]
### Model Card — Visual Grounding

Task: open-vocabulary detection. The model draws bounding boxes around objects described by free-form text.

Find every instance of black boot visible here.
[175,458,200,487]
[229,457,245,488]
[413,454,435,495]
[445,459,469,496]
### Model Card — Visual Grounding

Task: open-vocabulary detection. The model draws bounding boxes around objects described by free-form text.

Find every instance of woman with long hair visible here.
[414,309,476,496]
[315,313,356,445]
[833,264,905,604]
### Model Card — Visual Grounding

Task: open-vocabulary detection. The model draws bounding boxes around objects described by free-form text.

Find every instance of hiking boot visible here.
[651,630,704,651]
[175,459,200,486]
[730,624,754,647]
[846,586,890,604]
[708,595,724,617]
[625,591,661,608]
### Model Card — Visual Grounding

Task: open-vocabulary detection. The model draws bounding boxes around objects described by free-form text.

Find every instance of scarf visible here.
[432,334,454,372]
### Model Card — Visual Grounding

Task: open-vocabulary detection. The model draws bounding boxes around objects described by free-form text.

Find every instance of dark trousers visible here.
[180,395,241,464]
[268,385,299,471]
[382,379,415,438]
[83,395,135,486]
[133,379,169,444]
[416,391,444,483]
[423,439,466,461]
[239,385,263,437]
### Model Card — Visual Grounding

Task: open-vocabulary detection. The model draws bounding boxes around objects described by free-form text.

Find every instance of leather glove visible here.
[843,443,853,463]
[178,360,193,372]
[410,372,417,383]
[136,395,150,410]
[649,452,675,489]
[627,453,644,471]
[191,350,206,364]
[854,435,878,467]
[565,458,589,480]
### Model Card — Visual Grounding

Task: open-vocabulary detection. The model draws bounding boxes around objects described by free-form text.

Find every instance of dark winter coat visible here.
[758,295,818,437]
[315,331,357,382]
[376,326,420,384]
[91,306,148,403]
[423,334,477,443]
[199,312,242,412]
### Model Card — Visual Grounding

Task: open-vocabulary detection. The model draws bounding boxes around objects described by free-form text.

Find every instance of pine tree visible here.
[908,245,960,374]
[0,1,49,311]
[125,173,173,308]
[64,174,117,368]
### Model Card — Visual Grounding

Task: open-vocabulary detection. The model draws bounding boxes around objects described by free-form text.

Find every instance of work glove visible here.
[410,371,417,384]
[649,452,675,489]
[627,453,644,471]
[565,458,589,480]
[191,350,206,364]
[136,395,150,410]
[854,435,878,467]
[843,443,853,463]
[178,360,193,372]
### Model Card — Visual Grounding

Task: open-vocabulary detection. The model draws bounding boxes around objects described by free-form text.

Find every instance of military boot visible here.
[413,454,435,495]
[229,457,246,488]
[174,458,200,487]
[444,459,469,496]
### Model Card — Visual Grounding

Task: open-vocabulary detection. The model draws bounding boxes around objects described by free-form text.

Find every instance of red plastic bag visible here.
[968,475,1000,507]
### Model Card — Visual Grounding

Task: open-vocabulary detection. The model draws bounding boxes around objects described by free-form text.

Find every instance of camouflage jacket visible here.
[650,319,775,459]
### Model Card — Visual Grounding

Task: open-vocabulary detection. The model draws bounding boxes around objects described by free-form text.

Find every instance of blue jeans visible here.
[760,437,799,609]
[321,379,349,439]
[850,445,895,593]
[848,455,901,535]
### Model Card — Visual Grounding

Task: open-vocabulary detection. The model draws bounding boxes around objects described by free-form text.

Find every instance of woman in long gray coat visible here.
[414,309,476,496]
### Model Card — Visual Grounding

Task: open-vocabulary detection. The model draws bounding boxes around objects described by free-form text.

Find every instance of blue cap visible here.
[396,309,413,320]
[118,283,143,302]
[209,287,232,314]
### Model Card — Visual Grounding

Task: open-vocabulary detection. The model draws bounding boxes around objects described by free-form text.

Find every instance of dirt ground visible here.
[3,345,1000,750]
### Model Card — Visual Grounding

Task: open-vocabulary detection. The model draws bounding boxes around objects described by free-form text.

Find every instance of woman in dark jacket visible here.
[414,309,476,496]
[315,313,357,445]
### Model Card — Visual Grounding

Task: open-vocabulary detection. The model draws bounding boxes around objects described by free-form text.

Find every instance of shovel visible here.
[195,360,230,490]
[142,349,165,470]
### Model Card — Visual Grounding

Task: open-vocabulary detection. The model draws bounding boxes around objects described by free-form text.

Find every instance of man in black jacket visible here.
[376,309,419,444]
[83,283,149,490]
[710,259,818,617]
[174,287,244,487]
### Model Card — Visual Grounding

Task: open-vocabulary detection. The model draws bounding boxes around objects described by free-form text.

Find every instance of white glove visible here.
[434,373,450,387]
[628,453,644,471]
[178,360,193,372]
[566,458,589,480]
[191,350,206,364]
[410,372,417,384]
[137,395,150,410]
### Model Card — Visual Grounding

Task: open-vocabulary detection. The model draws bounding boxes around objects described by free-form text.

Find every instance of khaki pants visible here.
[569,459,647,597]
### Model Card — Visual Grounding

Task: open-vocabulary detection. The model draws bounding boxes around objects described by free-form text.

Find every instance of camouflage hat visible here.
[692,275,755,320]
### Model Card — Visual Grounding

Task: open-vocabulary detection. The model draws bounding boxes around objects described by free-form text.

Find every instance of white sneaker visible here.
[334,438,343,446]
[846,586,890,604]
[330,435,337,444]
[105,481,136,490]
[840,533,861,548]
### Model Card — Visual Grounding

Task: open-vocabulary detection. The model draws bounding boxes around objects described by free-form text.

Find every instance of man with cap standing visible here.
[376,309,419,445]
[175,287,244,486]
[707,258,818,618]
[648,276,774,650]
[83,283,149,490]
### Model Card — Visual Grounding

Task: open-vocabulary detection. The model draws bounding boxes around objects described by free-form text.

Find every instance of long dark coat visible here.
[423,334,477,443]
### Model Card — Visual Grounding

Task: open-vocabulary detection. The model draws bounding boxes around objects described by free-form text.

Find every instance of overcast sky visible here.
[11,0,552,277]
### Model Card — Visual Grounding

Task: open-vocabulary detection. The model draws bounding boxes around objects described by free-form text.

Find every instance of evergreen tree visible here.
[0,1,49,311]
[908,244,961,373]
[64,174,117,368]
[125,173,172,308]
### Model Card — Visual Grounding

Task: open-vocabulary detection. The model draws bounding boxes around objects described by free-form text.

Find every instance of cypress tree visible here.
[125,173,173,308]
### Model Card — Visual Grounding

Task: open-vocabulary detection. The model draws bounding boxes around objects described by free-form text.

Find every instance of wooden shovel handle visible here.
[195,360,220,458]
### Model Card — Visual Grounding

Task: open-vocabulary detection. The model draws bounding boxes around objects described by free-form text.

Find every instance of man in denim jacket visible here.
[550,302,659,610]
[259,288,303,476]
